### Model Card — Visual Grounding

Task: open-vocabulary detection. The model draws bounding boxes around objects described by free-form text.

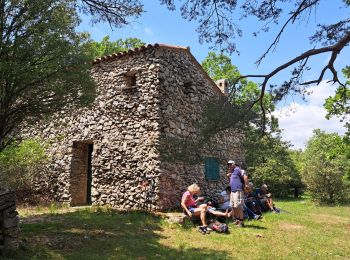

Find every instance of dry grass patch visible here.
[309,213,349,225]
[279,222,304,230]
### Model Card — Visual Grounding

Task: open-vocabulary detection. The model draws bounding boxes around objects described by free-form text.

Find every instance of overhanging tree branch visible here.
[232,32,350,131]
[256,0,320,66]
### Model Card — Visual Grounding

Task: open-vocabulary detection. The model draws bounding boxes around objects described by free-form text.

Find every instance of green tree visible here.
[161,0,350,129]
[0,0,98,150]
[246,131,303,197]
[0,0,146,152]
[201,52,302,197]
[325,66,350,135]
[201,52,278,132]
[303,129,350,204]
[84,36,145,59]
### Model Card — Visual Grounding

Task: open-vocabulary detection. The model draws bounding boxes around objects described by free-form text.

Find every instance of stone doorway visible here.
[70,141,93,206]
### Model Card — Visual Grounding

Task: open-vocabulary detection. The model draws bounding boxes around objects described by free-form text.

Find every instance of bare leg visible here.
[193,204,208,226]
[267,198,274,210]
[237,205,244,220]
[209,209,229,217]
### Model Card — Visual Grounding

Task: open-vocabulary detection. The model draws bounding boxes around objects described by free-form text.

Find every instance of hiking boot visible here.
[197,226,207,234]
[205,227,212,234]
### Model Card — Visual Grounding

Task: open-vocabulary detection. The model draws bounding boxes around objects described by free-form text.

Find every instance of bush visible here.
[0,139,48,201]
[303,130,350,204]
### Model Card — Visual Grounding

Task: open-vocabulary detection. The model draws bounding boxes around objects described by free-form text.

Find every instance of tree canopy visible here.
[0,0,97,150]
[160,0,350,133]
[302,129,350,203]
[325,67,350,135]
[83,36,145,59]
[201,52,302,197]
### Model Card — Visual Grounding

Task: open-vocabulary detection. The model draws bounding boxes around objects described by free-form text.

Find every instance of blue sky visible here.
[77,1,349,149]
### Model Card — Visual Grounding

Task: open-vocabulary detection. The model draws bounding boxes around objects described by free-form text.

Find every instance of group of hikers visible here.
[181,160,279,234]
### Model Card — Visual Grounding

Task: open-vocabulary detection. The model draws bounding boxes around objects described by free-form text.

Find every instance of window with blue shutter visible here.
[205,157,220,181]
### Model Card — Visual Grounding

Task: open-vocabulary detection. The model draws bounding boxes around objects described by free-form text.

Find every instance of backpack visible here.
[209,221,229,234]
[250,201,262,215]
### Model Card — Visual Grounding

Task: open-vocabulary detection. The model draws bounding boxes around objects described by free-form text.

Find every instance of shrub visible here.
[303,130,350,204]
[0,139,48,201]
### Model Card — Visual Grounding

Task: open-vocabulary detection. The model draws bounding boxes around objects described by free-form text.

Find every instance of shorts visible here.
[230,191,244,208]
[207,207,217,213]
[188,206,197,213]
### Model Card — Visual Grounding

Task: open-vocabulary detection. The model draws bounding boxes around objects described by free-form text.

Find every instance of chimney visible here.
[215,79,229,94]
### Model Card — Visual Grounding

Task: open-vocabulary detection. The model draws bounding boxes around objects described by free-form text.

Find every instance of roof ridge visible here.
[93,43,189,64]
[92,43,223,96]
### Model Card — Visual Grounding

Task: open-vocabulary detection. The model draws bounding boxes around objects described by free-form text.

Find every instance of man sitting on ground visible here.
[243,183,262,220]
[255,184,276,212]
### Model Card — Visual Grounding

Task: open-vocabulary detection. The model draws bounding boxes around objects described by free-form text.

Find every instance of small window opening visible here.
[124,74,137,88]
[184,81,195,95]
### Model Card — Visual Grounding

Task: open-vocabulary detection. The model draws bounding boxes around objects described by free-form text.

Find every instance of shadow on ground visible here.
[4,207,231,259]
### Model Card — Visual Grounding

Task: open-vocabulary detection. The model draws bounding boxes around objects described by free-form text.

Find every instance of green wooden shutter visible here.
[205,157,220,181]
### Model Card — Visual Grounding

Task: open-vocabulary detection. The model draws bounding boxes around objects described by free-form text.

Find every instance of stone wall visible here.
[155,48,245,209]
[31,47,162,210]
[31,44,245,211]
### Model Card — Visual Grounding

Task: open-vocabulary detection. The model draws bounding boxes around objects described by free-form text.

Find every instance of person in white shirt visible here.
[218,186,232,210]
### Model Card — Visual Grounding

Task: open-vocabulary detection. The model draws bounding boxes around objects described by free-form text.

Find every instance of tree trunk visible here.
[0,188,20,253]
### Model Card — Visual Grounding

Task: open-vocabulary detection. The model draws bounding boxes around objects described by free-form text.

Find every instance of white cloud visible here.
[144,27,154,36]
[274,81,347,150]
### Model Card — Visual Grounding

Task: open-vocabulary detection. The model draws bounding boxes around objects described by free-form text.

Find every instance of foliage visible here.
[0,0,97,151]
[201,52,302,197]
[201,52,278,132]
[302,129,350,204]
[0,139,48,192]
[245,131,303,197]
[202,52,241,82]
[325,66,350,135]
[76,0,143,28]
[83,35,145,59]
[10,200,350,259]
[161,1,350,131]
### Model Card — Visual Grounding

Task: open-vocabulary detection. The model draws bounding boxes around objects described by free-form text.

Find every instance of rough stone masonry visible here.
[30,44,245,211]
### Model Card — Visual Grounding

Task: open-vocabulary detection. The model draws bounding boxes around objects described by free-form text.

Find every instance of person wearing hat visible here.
[226,160,248,227]
[256,184,275,212]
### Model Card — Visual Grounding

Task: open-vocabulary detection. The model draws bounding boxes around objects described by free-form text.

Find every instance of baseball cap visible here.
[261,184,268,189]
[227,160,235,165]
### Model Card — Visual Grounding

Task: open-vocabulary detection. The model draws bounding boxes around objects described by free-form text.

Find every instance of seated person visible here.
[218,186,232,211]
[243,184,262,220]
[181,184,209,230]
[206,201,230,218]
[255,184,276,212]
[245,183,262,214]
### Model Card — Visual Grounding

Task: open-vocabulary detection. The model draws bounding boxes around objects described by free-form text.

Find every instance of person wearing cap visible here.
[226,160,248,227]
[255,184,275,212]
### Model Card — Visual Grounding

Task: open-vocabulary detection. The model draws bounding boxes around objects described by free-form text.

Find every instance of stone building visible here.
[33,44,245,211]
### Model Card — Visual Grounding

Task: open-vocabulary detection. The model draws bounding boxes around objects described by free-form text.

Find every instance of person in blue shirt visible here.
[227,160,248,227]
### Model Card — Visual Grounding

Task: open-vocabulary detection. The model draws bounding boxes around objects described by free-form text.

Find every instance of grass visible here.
[3,198,350,259]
